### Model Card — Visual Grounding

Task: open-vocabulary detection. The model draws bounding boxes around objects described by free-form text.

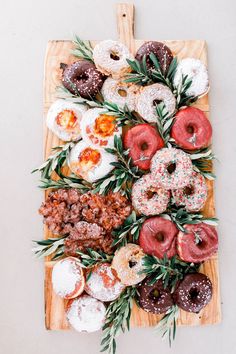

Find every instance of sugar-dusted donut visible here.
[123,124,164,170]
[136,83,176,123]
[111,244,146,286]
[132,174,170,216]
[150,147,193,189]
[135,41,173,75]
[139,216,178,259]
[171,107,212,150]
[173,58,209,97]
[66,294,106,332]
[85,263,125,302]
[93,40,134,78]
[80,108,122,148]
[173,273,212,313]
[172,171,208,212]
[62,61,104,98]
[138,278,174,314]
[52,257,85,299]
[177,223,218,263]
[101,77,139,111]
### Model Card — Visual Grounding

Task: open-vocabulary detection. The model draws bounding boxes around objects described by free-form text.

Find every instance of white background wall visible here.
[0,0,236,353]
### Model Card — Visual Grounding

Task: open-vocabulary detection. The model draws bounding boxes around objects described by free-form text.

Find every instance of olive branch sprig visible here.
[155,102,175,145]
[71,35,94,62]
[32,236,67,260]
[56,85,102,107]
[76,248,113,268]
[102,101,145,127]
[155,305,179,347]
[190,147,216,180]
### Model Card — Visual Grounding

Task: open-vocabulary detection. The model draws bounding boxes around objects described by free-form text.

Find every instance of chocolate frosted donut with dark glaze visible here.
[62,61,104,99]
[139,278,174,314]
[173,273,212,313]
[135,41,173,74]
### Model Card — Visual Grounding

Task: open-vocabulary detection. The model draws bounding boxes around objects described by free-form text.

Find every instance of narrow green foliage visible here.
[103,101,145,126]
[76,248,113,268]
[72,35,94,62]
[155,305,179,347]
[32,236,66,259]
[155,102,175,145]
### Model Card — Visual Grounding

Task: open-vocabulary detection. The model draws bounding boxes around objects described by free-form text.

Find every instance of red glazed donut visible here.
[177,223,218,263]
[139,216,178,259]
[123,124,164,170]
[171,107,212,150]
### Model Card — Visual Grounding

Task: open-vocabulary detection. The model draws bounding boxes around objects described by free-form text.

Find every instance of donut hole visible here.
[146,190,157,200]
[167,163,176,174]
[153,99,162,107]
[155,232,165,242]
[140,142,149,151]
[186,124,195,134]
[149,288,160,301]
[128,260,137,268]
[76,73,89,83]
[110,51,120,61]
[189,287,199,302]
[183,185,194,196]
[118,89,128,97]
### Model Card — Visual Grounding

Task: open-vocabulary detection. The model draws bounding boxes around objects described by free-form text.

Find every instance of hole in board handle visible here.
[123,13,126,17]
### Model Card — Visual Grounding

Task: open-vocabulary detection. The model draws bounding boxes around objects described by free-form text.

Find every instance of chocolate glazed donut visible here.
[173,273,213,313]
[61,61,105,99]
[135,41,173,74]
[138,278,174,314]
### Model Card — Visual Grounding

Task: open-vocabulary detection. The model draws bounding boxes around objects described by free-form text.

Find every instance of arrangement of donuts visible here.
[32,4,220,353]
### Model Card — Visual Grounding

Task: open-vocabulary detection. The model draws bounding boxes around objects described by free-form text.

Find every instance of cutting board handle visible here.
[116,3,135,52]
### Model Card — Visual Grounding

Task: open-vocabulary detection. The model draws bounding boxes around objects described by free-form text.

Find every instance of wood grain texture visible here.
[43,3,221,330]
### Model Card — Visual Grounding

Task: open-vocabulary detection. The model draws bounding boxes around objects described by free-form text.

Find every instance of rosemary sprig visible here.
[56,86,102,107]
[112,211,146,248]
[190,147,216,180]
[76,248,113,268]
[125,56,153,86]
[155,102,175,145]
[101,286,138,354]
[32,236,66,260]
[71,35,94,62]
[161,207,219,233]
[93,136,143,197]
[103,101,145,126]
[141,254,200,292]
[155,305,179,347]
[174,74,198,108]
[149,54,178,90]
[38,175,91,192]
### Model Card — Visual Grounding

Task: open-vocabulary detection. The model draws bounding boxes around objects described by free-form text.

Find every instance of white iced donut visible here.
[46,100,87,141]
[66,294,106,333]
[131,174,170,216]
[173,58,209,97]
[52,257,85,299]
[150,147,193,189]
[85,263,125,302]
[172,171,208,212]
[93,40,134,78]
[136,84,176,123]
[101,77,139,111]
[80,107,122,148]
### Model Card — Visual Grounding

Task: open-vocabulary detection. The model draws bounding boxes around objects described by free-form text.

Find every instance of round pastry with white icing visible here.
[93,40,134,78]
[66,294,106,332]
[173,58,209,97]
[52,257,85,299]
[136,83,176,123]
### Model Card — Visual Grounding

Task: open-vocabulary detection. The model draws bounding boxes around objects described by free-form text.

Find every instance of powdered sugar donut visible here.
[151,147,193,189]
[101,77,139,111]
[52,257,85,299]
[66,294,106,332]
[81,108,122,148]
[85,263,125,302]
[173,58,209,97]
[132,174,170,216]
[112,244,146,286]
[93,40,134,78]
[136,83,176,123]
[172,171,208,212]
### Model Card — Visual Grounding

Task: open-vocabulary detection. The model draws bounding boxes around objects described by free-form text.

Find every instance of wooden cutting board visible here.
[43,3,221,330]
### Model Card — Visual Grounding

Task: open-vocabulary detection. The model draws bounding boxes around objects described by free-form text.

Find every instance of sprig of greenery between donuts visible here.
[72,35,94,62]
[155,305,179,347]
[101,286,139,354]
[32,236,66,260]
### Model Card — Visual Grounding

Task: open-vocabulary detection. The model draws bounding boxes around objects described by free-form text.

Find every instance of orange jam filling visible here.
[78,147,101,171]
[56,109,77,129]
[94,114,116,137]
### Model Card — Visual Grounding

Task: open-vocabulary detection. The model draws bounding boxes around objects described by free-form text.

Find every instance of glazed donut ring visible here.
[173,58,209,97]
[66,294,106,332]
[177,223,218,263]
[135,41,173,75]
[139,278,174,314]
[93,40,134,79]
[150,147,193,189]
[173,273,213,313]
[62,61,104,99]
[136,84,176,123]
[101,77,139,111]
[85,263,125,302]
[172,171,208,212]
[131,174,170,216]
[111,244,146,286]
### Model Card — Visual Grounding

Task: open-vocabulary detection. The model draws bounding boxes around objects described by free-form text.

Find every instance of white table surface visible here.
[1,0,236,353]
